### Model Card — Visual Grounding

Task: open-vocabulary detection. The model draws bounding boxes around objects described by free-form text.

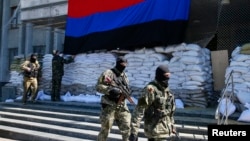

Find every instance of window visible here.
[10,6,20,29]
[33,45,45,56]
[9,48,18,69]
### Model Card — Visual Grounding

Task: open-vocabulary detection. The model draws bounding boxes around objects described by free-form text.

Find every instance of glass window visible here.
[10,6,20,29]
[9,48,18,69]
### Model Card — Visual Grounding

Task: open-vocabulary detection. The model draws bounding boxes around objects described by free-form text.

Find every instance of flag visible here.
[64,0,191,55]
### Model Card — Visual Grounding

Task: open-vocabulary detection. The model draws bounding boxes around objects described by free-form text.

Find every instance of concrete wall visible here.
[20,0,67,20]
[10,0,19,7]
[8,29,19,48]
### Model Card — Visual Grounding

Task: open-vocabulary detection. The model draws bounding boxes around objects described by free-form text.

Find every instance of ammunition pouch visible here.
[101,103,108,109]
[144,96,167,125]
[24,69,38,78]
[107,94,120,103]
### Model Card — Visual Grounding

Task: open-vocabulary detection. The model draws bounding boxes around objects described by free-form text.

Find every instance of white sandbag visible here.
[236,91,250,104]
[169,56,180,63]
[232,54,250,62]
[182,81,203,86]
[185,44,202,51]
[231,46,241,57]
[242,74,250,81]
[182,50,200,57]
[180,56,204,65]
[164,46,176,53]
[218,98,236,117]
[181,85,203,90]
[238,103,250,122]
[154,46,165,52]
[61,91,73,102]
[238,109,250,122]
[226,66,249,75]
[230,61,249,67]
[174,43,187,51]
[190,75,207,82]
[185,65,204,72]
[149,53,168,61]
[175,99,184,109]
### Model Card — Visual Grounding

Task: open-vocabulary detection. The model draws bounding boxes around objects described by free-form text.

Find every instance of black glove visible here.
[108,87,121,101]
[129,134,138,141]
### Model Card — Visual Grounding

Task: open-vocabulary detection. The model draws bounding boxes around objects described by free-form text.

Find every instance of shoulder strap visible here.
[111,68,129,89]
[111,68,119,77]
[148,81,163,91]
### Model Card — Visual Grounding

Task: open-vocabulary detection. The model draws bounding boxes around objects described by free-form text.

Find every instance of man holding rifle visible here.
[20,53,40,105]
[96,56,133,141]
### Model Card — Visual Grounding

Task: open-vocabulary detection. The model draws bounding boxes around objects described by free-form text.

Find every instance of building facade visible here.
[0,0,250,83]
[0,0,67,82]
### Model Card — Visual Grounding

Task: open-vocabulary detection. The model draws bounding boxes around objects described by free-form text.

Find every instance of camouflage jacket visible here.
[52,55,73,78]
[96,68,130,109]
[20,60,40,78]
[130,80,175,139]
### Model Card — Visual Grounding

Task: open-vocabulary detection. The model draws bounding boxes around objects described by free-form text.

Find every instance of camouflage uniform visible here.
[96,65,131,141]
[20,55,40,104]
[51,54,73,101]
[130,65,175,141]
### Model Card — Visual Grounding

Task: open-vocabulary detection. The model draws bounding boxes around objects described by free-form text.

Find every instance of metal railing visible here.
[215,70,234,125]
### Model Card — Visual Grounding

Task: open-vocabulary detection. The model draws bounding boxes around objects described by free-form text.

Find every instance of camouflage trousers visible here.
[97,104,131,141]
[22,77,38,103]
[51,77,62,101]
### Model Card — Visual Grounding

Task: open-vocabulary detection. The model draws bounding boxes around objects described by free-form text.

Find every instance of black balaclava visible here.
[30,53,37,63]
[115,56,127,72]
[54,50,60,56]
[155,65,170,88]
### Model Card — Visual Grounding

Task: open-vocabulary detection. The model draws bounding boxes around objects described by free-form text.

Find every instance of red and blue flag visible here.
[64,0,191,55]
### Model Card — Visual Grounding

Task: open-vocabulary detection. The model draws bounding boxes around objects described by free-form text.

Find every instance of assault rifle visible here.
[105,76,135,105]
[174,131,181,141]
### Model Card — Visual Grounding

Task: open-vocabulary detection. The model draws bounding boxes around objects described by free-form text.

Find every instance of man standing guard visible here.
[20,53,40,104]
[51,50,74,101]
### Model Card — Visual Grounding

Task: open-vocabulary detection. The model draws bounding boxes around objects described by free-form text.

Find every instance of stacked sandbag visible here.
[8,43,213,108]
[225,46,250,107]
[125,48,170,97]
[7,55,25,95]
[40,53,116,95]
[158,43,213,108]
[40,50,170,96]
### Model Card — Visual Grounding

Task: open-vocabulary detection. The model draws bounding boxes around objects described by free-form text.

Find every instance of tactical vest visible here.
[24,62,39,78]
[144,82,174,128]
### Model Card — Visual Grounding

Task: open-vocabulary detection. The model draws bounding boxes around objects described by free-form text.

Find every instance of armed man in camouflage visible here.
[51,50,74,101]
[96,56,131,141]
[129,65,176,141]
[20,53,40,104]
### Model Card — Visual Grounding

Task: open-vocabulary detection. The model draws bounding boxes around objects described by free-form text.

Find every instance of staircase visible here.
[0,100,246,141]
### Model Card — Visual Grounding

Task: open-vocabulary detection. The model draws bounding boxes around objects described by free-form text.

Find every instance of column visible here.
[0,0,10,81]
[45,27,53,54]
[18,24,25,55]
[53,28,64,52]
[24,22,33,59]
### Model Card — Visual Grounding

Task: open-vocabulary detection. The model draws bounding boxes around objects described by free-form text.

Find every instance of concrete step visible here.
[0,100,245,141]
[0,137,20,141]
[0,125,95,141]
[0,102,213,128]
[0,109,208,139]
[1,101,244,126]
